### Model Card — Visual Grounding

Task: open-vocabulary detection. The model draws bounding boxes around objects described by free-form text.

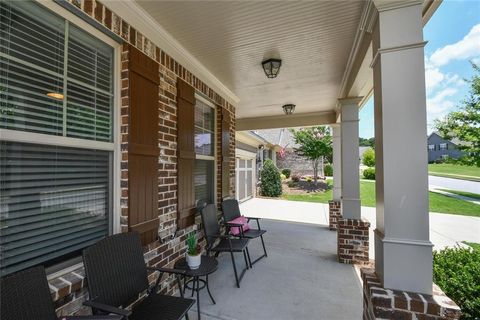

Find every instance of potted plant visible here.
[186,231,201,269]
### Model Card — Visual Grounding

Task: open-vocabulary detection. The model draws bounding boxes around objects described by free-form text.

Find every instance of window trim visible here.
[194,93,217,204]
[1,0,123,276]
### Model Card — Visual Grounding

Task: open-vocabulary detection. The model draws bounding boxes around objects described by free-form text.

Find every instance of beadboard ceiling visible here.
[135,1,366,119]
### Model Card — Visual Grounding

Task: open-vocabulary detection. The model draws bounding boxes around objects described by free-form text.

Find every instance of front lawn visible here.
[282,180,480,217]
[429,164,480,181]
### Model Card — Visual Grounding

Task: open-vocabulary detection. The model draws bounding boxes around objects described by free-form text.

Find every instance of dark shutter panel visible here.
[221,107,231,199]
[128,45,160,245]
[177,79,196,229]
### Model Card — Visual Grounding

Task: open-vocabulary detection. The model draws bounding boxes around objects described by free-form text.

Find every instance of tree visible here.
[359,137,375,148]
[434,63,480,166]
[290,126,332,184]
[260,159,282,197]
[362,148,375,167]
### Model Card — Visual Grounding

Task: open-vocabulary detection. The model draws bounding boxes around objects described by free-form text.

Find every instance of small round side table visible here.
[174,255,218,320]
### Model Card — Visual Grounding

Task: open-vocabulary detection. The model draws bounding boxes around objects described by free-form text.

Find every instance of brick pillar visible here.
[328,200,342,230]
[361,268,461,320]
[337,218,369,264]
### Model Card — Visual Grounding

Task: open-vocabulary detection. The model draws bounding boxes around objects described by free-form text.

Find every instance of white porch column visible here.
[332,125,342,201]
[372,1,433,294]
[339,98,362,219]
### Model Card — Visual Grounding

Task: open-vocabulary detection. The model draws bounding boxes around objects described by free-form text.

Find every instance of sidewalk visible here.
[240,198,480,254]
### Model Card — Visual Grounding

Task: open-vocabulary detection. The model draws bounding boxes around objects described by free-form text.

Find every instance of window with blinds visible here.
[194,99,215,206]
[0,1,114,276]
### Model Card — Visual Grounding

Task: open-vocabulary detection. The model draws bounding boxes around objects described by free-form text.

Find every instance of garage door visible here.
[236,158,254,202]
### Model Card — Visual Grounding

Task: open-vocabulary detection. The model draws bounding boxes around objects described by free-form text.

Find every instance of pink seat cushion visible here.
[228,216,250,235]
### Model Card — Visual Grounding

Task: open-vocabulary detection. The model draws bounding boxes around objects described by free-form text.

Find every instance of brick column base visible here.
[328,200,342,230]
[337,218,370,264]
[361,268,461,320]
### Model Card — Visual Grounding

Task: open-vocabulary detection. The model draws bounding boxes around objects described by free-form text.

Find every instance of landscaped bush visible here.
[324,164,333,176]
[291,174,301,182]
[260,159,282,197]
[281,168,291,178]
[362,148,375,167]
[287,180,297,188]
[363,168,375,180]
[433,246,480,320]
[306,176,313,183]
[280,173,287,180]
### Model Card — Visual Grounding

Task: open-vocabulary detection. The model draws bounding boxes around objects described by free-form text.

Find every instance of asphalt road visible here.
[429,175,480,194]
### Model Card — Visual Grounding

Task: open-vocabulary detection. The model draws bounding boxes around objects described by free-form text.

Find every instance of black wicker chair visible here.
[201,204,251,288]
[0,265,122,320]
[82,232,195,320]
[221,199,268,265]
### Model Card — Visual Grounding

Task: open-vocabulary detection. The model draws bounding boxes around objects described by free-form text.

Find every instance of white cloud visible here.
[430,24,480,67]
[425,66,444,91]
[427,87,457,119]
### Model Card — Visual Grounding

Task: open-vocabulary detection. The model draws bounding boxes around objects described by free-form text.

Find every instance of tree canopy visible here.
[434,63,480,166]
[290,126,332,184]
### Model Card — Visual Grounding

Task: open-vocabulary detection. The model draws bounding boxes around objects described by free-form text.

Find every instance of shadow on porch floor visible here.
[185,219,362,320]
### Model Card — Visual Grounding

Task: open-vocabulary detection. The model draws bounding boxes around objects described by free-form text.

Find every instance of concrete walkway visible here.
[240,198,480,253]
[186,218,362,320]
[429,175,480,194]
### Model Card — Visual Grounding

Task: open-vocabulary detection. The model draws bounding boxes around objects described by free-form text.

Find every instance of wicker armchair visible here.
[82,232,194,320]
[0,265,123,320]
[221,199,268,265]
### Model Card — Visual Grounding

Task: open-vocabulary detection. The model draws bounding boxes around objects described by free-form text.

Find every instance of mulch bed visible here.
[282,179,329,194]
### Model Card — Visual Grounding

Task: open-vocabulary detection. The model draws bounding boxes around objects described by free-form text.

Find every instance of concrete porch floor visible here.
[186,218,362,320]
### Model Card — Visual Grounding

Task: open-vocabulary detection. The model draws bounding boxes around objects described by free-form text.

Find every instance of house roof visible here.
[253,128,299,150]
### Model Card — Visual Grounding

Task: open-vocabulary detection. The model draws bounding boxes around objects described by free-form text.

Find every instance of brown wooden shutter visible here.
[177,79,196,229]
[221,107,231,199]
[127,45,160,245]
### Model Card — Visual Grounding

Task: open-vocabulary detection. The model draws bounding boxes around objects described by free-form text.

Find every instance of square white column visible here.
[372,1,433,295]
[340,98,362,220]
[332,124,342,201]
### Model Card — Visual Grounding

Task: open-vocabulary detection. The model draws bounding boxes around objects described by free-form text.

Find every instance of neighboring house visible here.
[427,132,465,163]
[235,131,280,202]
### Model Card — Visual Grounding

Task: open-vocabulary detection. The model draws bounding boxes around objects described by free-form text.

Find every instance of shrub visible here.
[306,176,312,183]
[363,168,375,180]
[281,168,291,178]
[362,148,375,167]
[291,174,301,182]
[287,181,297,188]
[433,246,480,320]
[324,164,333,176]
[280,173,287,180]
[260,159,282,197]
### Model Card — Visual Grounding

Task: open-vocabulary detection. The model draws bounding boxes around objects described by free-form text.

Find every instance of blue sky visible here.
[359,0,480,138]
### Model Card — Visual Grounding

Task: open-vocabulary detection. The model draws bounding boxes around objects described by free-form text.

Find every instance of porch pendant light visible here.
[282,104,295,115]
[262,58,282,78]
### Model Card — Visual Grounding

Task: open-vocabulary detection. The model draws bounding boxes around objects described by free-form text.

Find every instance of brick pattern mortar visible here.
[328,200,341,230]
[337,218,370,264]
[361,268,461,320]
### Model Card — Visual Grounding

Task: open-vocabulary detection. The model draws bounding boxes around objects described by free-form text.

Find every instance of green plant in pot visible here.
[186,231,201,269]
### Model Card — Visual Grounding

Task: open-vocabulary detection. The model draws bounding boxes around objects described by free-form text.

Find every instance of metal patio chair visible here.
[0,265,123,320]
[82,232,195,320]
[201,204,251,288]
[221,199,268,265]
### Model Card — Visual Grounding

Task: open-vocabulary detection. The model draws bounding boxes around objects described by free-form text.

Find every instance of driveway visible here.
[240,198,480,254]
[429,175,480,194]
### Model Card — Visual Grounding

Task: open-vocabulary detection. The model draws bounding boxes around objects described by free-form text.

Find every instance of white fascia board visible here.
[103,0,240,106]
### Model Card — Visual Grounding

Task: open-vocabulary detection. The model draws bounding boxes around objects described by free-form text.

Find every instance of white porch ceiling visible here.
[135,1,366,120]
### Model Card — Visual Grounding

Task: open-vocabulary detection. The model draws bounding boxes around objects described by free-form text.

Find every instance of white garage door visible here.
[236,158,254,202]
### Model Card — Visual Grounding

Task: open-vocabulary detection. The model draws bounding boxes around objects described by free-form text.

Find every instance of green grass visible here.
[428,163,480,181]
[282,180,480,217]
[463,242,480,251]
[439,189,480,200]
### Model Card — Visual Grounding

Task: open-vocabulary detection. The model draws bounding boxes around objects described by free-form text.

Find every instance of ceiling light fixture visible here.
[282,104,295,115]
[261,58,282,79]
[46,92,64,100]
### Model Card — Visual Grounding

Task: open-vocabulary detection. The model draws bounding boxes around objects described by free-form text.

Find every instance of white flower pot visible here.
[186,253,201,269]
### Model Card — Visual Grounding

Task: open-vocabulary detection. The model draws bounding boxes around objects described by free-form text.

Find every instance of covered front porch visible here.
[0,0,463,319]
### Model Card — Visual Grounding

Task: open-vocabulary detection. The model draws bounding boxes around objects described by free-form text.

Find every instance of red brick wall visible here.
[48,0,236,316]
